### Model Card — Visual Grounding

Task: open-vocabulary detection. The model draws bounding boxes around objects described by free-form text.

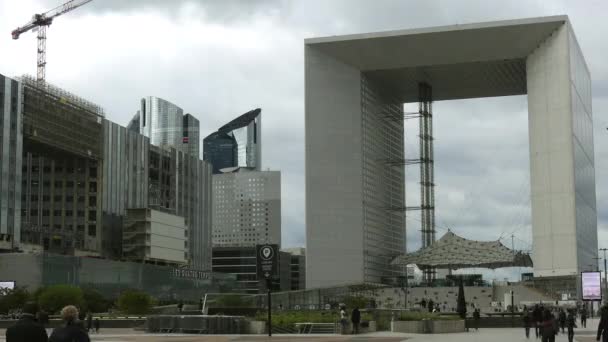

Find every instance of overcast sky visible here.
[1,0,607,281]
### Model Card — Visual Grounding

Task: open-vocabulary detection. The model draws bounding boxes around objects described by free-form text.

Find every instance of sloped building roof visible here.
[391,231,533,269]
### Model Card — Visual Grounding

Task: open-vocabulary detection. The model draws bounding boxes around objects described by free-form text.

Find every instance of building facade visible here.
[123,208,187,265]
[305,16,597,288]
[0,75,213,270]
[211,246,291,293]
[0,74,23,250]
[283,247,306,291]
[212,168,280,248]
[203,108,261,174]
[130,97,201,159]
[183,113,200,159]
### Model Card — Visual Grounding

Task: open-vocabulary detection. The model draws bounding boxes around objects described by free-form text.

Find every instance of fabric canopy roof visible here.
[391,231,533,269]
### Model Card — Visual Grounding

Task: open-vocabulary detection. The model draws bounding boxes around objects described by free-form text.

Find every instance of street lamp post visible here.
[600,248,608,304]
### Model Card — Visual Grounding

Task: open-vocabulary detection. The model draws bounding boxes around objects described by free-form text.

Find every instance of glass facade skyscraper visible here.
[203,108,261,174]
[130,97,201,159]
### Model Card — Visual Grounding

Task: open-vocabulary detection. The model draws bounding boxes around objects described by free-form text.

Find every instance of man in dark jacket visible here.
[6,302,48,342]
[597,306,608,342]
[351,307,361,334]
[533,304,543,338]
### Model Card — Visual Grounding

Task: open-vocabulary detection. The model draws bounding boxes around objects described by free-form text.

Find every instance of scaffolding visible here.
[19,74,104,159]
[418,83,436,284]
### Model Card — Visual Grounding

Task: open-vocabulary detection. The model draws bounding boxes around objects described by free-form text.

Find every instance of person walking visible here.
[473,308,480,331]
[566,310,576,342]
[559,309,567,333]
[339,305,348,335]
[541,309,557,342]
[534,304,544,339]
[94,318,100,334]
[38,309,50,337]
[5,302,48,342]
[597,306,608,342]
[86,312,92,333]
[582,308,588,328]
[351,307,361,335]
[523,309,532,339]
[49,305,90,342]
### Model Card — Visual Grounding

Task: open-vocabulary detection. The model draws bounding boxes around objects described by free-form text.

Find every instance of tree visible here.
[38,285,84,314]
[0,287,31,314]
[117,289,153,315]
[82,287,111,313]
[456,278,467,319]
[342,295,369,310]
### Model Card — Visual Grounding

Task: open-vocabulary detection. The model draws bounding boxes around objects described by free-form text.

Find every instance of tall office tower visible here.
[136,96,184,151]
[203,108,261,174]
[0,74,23,250]
[211,168,280,247]
[182,113,200,159]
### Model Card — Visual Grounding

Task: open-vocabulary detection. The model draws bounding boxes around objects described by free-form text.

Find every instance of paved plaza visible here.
[0,322,603,341]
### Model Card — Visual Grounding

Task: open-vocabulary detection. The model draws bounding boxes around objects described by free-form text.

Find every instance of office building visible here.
[203,108,261,174]
[183,113,200,159]
[211,167,280,248]
[283,247,306,290]
[0,74,23,250]
[129,97,201,159]
[211,246,291,294]
[305,16,596,288]
[123,208,187,265]
[0,74,213,269]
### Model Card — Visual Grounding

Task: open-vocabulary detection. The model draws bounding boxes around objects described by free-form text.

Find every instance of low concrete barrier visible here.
[391,320,465,334]
[145,315,246,334]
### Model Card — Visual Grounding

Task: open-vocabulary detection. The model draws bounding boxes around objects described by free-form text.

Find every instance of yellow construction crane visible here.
[11,0,93,84]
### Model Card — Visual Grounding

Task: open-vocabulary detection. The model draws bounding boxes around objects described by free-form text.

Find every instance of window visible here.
[88,210,96,218]
[65,210,73,216]
[66,181,74,187]
[77,211,84,217]
[53,210,61,216]
[88,224,96,237]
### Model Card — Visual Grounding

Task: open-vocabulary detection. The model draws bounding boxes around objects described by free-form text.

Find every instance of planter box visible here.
[391,320,465,334]
[248,321,266,334]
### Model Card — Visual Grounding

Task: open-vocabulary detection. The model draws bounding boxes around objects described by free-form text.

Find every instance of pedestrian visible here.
[473,308,480,331]
[49,305,90,342]
[523,309,532,339]
[566,310,576,342]
[339,305,348,335]
[582,308,587,328]
[559,309,566,333]
[5,302,48,342]
[597,306,608,342]
[38,309,50,337]
[86,312,92,332]
[534,304,544,339]
[351,307,361,335]
[541,309,557,342]
[93,318,100,334]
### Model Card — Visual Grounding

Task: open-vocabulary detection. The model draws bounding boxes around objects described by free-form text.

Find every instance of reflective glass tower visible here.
[203,108,261,174]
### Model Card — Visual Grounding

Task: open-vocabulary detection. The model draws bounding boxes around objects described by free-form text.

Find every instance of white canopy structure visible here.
[391,232,533,269]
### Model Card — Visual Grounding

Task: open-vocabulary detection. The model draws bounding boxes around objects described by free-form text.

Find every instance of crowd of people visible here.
[5,302,95,342]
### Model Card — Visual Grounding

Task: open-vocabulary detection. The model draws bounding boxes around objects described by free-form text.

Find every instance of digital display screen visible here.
[582,272,602,301]
[0,281,15,291]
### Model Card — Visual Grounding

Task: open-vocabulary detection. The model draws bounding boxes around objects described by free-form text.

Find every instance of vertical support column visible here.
[418,83,435,284]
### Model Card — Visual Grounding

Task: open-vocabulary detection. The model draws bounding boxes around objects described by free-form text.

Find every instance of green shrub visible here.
[399,311,461,321]
[117,289,153,315]
[38,285,84,314]
[254,310,373,330]
[0,287,31,314]
[82,287,111,313]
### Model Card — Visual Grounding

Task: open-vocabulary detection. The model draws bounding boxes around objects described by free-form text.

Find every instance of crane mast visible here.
[11,0,92,84]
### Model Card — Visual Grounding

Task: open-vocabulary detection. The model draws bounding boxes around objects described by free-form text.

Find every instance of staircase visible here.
[295,322,338,334]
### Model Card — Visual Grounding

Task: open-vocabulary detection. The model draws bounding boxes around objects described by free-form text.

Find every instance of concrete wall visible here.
[526,22,596,277]
[148,210,186,263]
[305,45,365,289]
